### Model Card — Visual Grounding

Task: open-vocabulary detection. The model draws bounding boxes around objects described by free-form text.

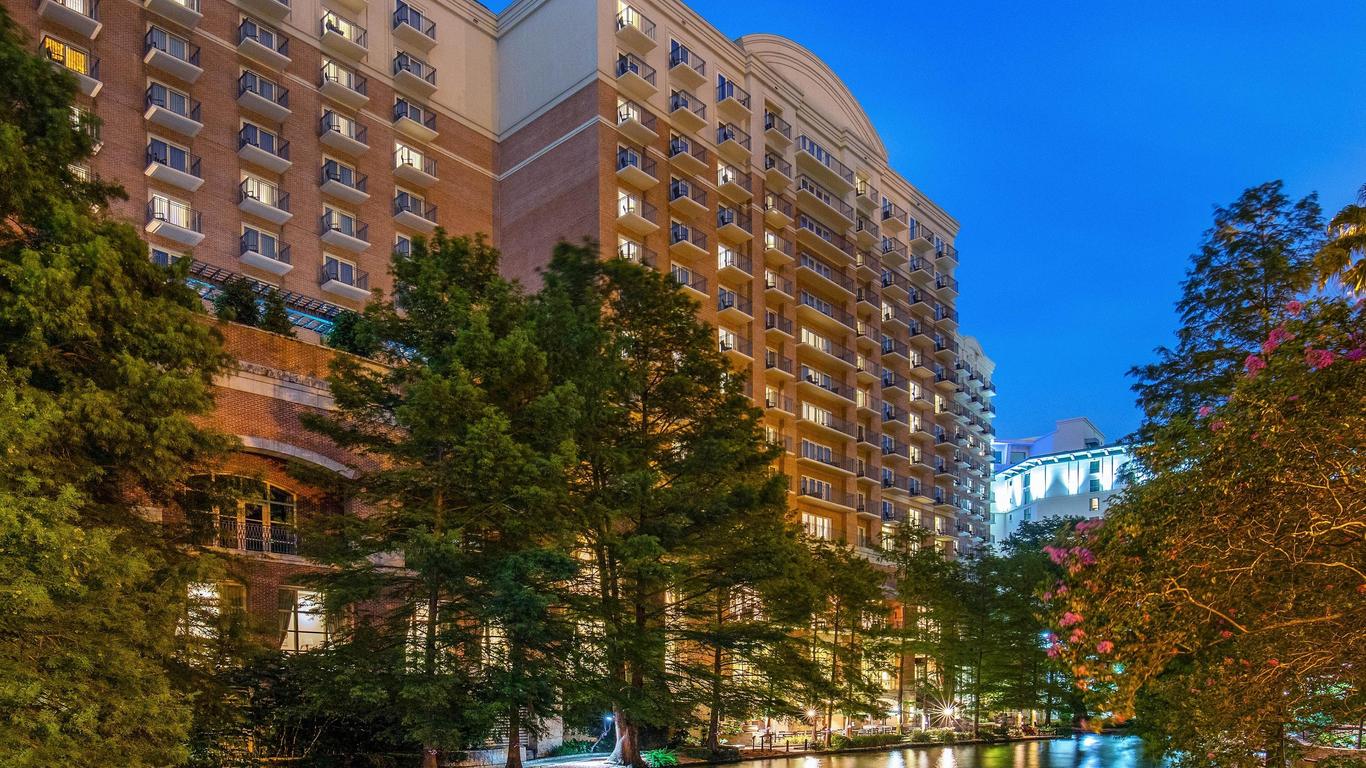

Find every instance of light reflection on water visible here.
[732,735,1159,768]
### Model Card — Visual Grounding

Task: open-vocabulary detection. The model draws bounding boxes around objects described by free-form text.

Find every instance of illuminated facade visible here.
[990,418,1133,544]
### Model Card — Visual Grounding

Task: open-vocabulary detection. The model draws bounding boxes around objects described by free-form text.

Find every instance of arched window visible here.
[188,474,297,555]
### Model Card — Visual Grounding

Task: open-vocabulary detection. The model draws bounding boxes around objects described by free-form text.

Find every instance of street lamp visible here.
[807,707,818,746]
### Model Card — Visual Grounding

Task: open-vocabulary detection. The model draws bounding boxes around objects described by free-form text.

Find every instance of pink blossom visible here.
[1244,354,1267,377]
[1056,585,1070,596]
[1096,640,1115,654]
[1262,325,1294,355]
[1059,611,1083,627]
[1041,592,1053,602]
[1211,420,1227,432]
[1069,628,1087,643]
[1285,300,1303,316]
[1046,632,1058,644]
[1046,644,1061,659]
[1305,348,1335,370]
[1198,405,1213,418]
[1219,630,1233,639]
[1346,348,1366,362]
[1074,548,1097,566]
[1043,545,1068,565]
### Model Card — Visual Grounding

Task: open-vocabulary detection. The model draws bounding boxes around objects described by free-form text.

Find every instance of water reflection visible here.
[733,734,1158,768]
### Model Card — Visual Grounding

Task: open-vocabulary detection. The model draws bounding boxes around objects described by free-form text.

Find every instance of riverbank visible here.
[527,734,1067,768]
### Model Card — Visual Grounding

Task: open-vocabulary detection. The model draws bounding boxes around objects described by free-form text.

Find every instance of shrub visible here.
[546,740,596,757]
[909,730,931,744]
[1317,758,1366,768]
[643,748,679,768]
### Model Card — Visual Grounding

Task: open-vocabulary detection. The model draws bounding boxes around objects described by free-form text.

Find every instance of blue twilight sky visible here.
[487,0,1366,441]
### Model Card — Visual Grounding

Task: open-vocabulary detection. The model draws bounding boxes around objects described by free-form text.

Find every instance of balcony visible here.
[855,178,880,212]
[238,0,288,21]
[237,72,290,122]
[882,201,910,233]
[855,249,882,279]
[763,192,794,229]
[911,220,936,251]
[718,331,752,362]
[797,485,858,513]
[717,164,752,202]
[668,266,707,299]
[239,231,292,275]
[935,272,959,297]
[616,241,657,268]
[212,517,297,556]
[392,3,436,51]
[615,147,658,190]
[394,148,437,187]
[238,180,291,225]
[614,4,656,52]
[319,64,368,108]
[764,152,792,190]
[320,260,370,301]
[668,177,708,218]
[796,135,854,192]
[616,196,658,236]
[39,0,101,39]
[319,213,369,253]
[393,99,438,143]
[855,216,880,248]
[320,161,368,205]
[799,443,857,476]
[764,230,794,264]
[144,198,202,247]
[668,90,706,134]
[716,207,752,242]
[393,52,437,99]
[143,28,201,82]
[615,52,656,100]
[237,127,291,173]
[615,99,657,146]
[669,222,708,260]
[716,77,751,121]
[718,248,752,279]
[320,12,367,60]
[393,193,437,232]
[797,290,855,334]
[144,87,202,137]
[667,136,708,176]
[144,144,202,192]
[764,392,794,414]
[668,41,705,89]
[796,328,856,371]
[716,123,751,165]
[765,310,794,338]
[797,367,851,404]
[796,214,854,263]
[764,111,793,147]
[319,111,368,155]
[765,350,794,378]
[143,0,200,29]
[797,174,855,229]
[237,20,289,71]
[717,289,752,322]
[42,39,100,96]
[796,407,857,441]
[763,270,793,298]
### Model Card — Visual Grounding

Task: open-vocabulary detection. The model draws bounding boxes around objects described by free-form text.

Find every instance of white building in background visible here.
[990,417,1134,544]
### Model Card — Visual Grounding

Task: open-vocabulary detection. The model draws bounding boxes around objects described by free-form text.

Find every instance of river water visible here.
[730,735,1160,768]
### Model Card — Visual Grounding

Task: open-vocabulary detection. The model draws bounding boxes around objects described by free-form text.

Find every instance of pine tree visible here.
[301,233,578,768]
[212,276,262,327]
[532,243,799,767]
[1129,181,1321,439]
[0,7,228,765]
[259,288,294,337]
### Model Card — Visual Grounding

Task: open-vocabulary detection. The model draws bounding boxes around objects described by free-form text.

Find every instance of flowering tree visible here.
[1044,298,1365,767]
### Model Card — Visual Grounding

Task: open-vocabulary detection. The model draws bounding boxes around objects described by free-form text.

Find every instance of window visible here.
[1084,438,1100,449]
[800,401,832,426]
[278,587,328,652]
[322,156,359,187]
[241,173,281,207]
[240,16,283,51]
[184,582,246,640]
[150,246,182,266]
[800,327,828,351]
[617,189,641,217]
[800,475,833,501]
[241,225,282,260]
[147,26,194,63]
[322,109,360,140]
[149,193,192,227]
[240,121,281,154]
[322,206,359,236]
[148,81,192,117]
[323,253,358,285]
[1022,507,1033,522]
[395,141,427,171]
[42,36,91,75]
[618,236,643,262]
[1088,460,1101,474]
[148,137,193,173]
[801,512,833,540]
[394,233,412,257]
[717,327,737,351]
[802,439,833,464]
[188,474,297,554]
[1089,498,1100,512]
[1088,478,1102,493]
[1010,450,1028,464]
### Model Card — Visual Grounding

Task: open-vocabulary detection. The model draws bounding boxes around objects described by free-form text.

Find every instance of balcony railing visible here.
[144,27,200,67]
[321,160,365,192]
[764,153,793,178]
[763,192,794,220]
[717,122,751,151]
[240,230,290,265]
[321,11,367,47]
[394,193,437,222]
[214,517,297,555]
[393,52,436,85]
[393,2,435,40]
[238,125,289,160]
[238,18,288,57]
[717,290,751,316]
[670,222,707,251]
[616,52,656,86]
[798,252,854,293]
[668,136,707,165]
[765,311,793,335]
[798,291,856,330]
[321,259,368,289]
[146,143,201,178]
[146,198,201,232]
[668,41,704,77]
[668,90,705,121]
[615,4,655,41]
[797,135,854,185]
[320,111,367,144]
[239,178,288,211]
[238,71,287,108]
[716,78,751,109]
[617,147,656,178]
[764,110,792,139]
[797,214,854,257]
[716,207,751,234]
[669,178,706,208]
[797,175,854,220]
[393,99,436,131]
[145,86,200,122]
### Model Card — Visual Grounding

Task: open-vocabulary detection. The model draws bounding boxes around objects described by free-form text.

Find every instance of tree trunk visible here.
[506,704,523,768]
[610,707,643,768]
[705,598,724,753]
[895,650,907,735]
[972,648,982,737]
[422,747,439,768]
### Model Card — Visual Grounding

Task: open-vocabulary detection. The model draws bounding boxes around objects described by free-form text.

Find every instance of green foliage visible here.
[546,739,597,757]
[259,288,293,336]
[829,733,904,749]
[1316,758,1366,768]
[325,309,381,357]
[1130,181,1322,440]
[642,747,679,767]
[1047,297,1366,767]
[213,277,261,327]
[0,7,228,766]
[1314,183,1366,292]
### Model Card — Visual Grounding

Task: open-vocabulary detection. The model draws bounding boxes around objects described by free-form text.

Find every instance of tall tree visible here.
[808,542,891,743]
[1046,298,1365,767]
[1129,181,1321,439]
[0,7,228,765]
[532,243,798,767]
[1314,183,1366,292]
[302,233,578,768]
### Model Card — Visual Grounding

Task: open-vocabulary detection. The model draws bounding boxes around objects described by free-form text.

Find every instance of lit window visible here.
[278,588,328,652]
[1089,498,1100,512]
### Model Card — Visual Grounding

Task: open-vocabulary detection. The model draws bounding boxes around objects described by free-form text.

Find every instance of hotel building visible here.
[9,0,995,722]
[990,417,1134,544]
